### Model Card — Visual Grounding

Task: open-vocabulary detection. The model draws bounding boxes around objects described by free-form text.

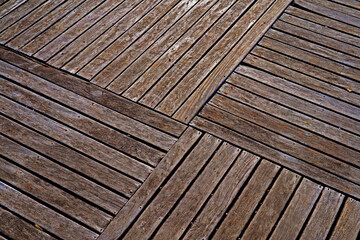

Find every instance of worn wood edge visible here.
[98,127,202,240]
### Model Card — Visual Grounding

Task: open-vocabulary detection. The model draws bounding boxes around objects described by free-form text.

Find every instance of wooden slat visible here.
[7,0,84,50]
[266,28,360,69]
[218,82,360,154]
[300,187,344,239]
[0,96,142,197]
[123,134,221,240]
[237,63,360,120]
[172,0,292,123]
[183,151,260,240]
[121,0,238,100]
[86,0,198,84]
[0,46,187,137]
[227,72,360,136]
[156,0,276,117]
[285,6,360,38]
[249,46,360,95]
[0,182,98,240]
[330,198,360,240]
[294,0,360,27]
[241,169,300,240]
[153,142,240,239]
[62,0,168,74]
[98,127,202,240]
[269,179,323,240]
[302,0,360,19]
[190,117,360,199]
[0,77,166,164]
[0,0,26,19]
[34,0,123,61]
[48,0,143,67]
[213,160,280,239]
[0,207,56,240]
[21,0,106,55]
[279,13,360,48]
[210,93,360,166]
[259,37,360,82]
[0,157,111,232]
[199,104,360,184]
[0,0,66,44]
[0,0,47,33]
[139,0,255,108]
[0,134,126,214]
[0,61,177,152]
[331,0,360,9]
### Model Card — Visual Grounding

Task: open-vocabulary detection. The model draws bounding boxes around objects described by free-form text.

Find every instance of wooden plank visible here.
[0,46,187,137]
[48,0,143,67]
[274,19,360,58]
[294,0,360,28]
[269,179,323,240]
[213,160,280,239]
[105,0,225,91]
[34,0,123,61]
[0,0,66,44]
[139,0,255,108]
[172,0,293,123]
[285,6,360,38]
[0,134,126,214]
[0,0,26,19]
[0,157,111,232]
[0,96,143,196]
[85,0,197,84]
[121,0,238,100]
[153,142,240,239]
[199,104,360,184]
[303,0,360,19]
[98,127,201,240]
[266,29,360,69]
[330,198,360,240]
[61,0,168,74]
[210,93,360,166]
[122,134,221,240]
[0,63,178,151]
[241,169,300,240]
[250,46,360,95]
[0,182,98,240]
[7,0,84,50]
[156,0,277,117]
[227,72,360,136]
[0,207,56,240]
[219,82,360,153]
[0,77,167,164]
[190,116,360,199]
[280,13,360,47]
[300,187,344,240]
[331,0,360,9]
[183,151,260,240]
[237,63,360,120]
[21,0,105,55]
[259,37,360,82]
[0,0,47,33]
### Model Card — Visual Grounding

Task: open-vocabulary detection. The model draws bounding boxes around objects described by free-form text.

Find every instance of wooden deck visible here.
[0,0,359,239]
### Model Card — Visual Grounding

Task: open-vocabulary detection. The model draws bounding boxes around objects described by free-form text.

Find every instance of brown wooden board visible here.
[183,150,260,240]
[98,127,202,240]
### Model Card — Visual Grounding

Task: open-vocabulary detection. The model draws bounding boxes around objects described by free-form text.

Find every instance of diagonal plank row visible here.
[191,0,360,200]
[0,46,186,239]
[0,0,293,123]
[100,128,360,240]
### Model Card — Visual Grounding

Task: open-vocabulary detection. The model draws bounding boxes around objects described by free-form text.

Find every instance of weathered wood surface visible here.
[1,0,360,239]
